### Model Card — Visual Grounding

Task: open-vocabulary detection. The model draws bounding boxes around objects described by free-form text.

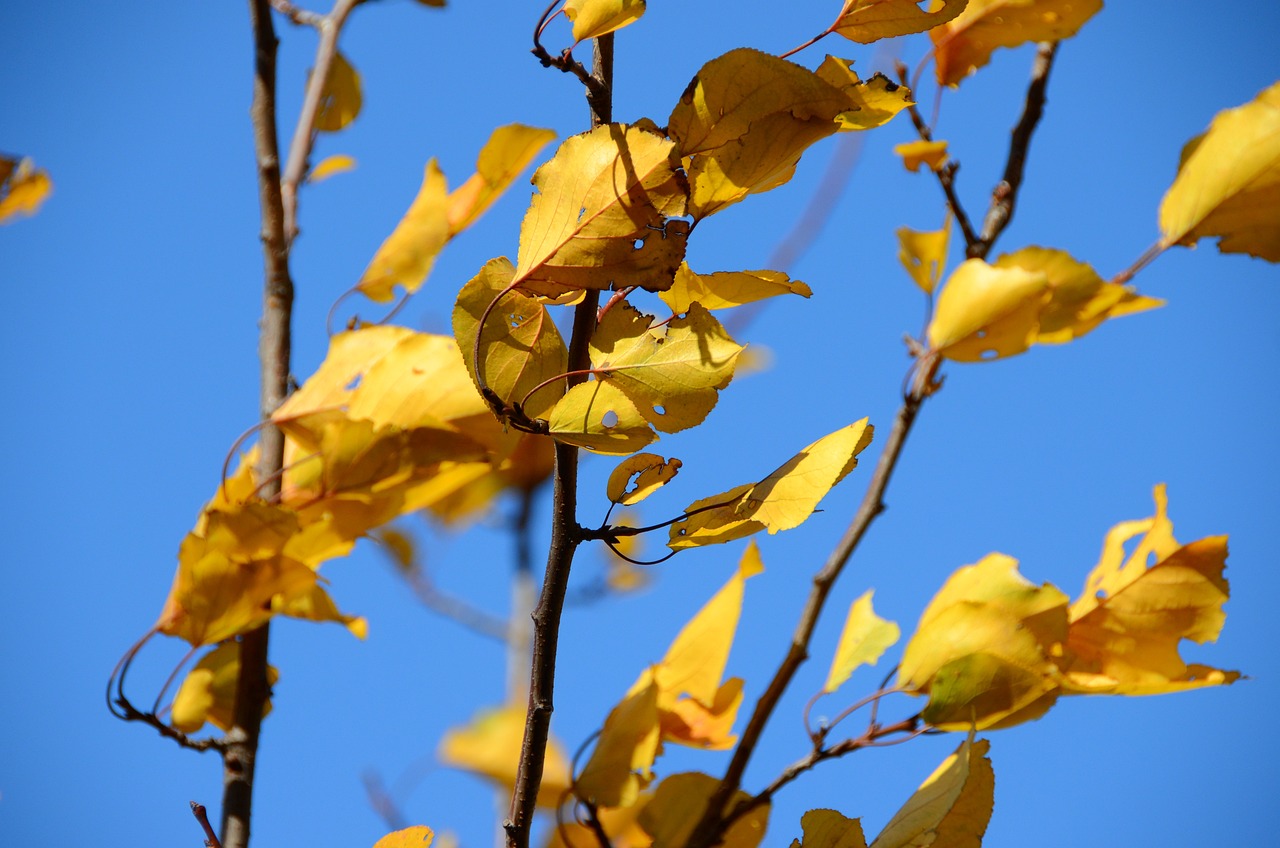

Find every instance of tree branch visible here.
[969,42,1059,259]
[191,801,225,848]
[685,356,942,848]
[505,34,613,848]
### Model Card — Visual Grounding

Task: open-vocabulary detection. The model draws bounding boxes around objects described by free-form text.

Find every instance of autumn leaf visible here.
[1159,80,1280,262]
[438,704,572,808]
[590,301,743,433]
[608,453,683,505]
[170,642,279,734]
[926,258,1049,361]
[546,799,653,848]
[1062,484,1241,694]
[308,154,356,183]
[897,217,951,294]
[0,155,52,224]
[372,826,435,848]
[823,590,900,695]
[547,379,656,456]
[446,124,557,233]
[815,57,914,131]
[639,772,769,848]
[513,122,689,298]
[894,139,949,172]
[576,675,663,807]
[869,733,994,848]
[790,809,867,848]
[660,263,813,313]
[834,0,970,45]
[563,0,646,43]
[931,0,1102,86]
[313,51,362,132]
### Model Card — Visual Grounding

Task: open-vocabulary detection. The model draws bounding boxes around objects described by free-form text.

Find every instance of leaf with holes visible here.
[607,453,683,505]
[546,379,656,455]
[591,301,742,433]
[660,263,813,313]
[932,0,1103,87]
[834,0,970,44]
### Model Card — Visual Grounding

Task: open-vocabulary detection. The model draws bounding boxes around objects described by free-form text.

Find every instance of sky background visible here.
[2,2,1277,847]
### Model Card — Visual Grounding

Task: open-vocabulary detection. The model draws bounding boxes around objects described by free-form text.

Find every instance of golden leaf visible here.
[660,678,744,750]
[790,809,867,848]
[0,155,52,223]
[545,797,652,848]
[894,139,949,173]
[546,379,657,455]
[660,263,812,313]
[576,675,663,808]
[438,704,572,808]
[563,0,646,43]
[446,124,557,233]
[814,57,914,131]
[834,0,970,44]
[372,826,435,848]
[868,733,993,848]
[170,642,279,734]
[932,0,1102,86]
[513,123,689,298]
[358,160,451,302]
[639,772,769,848]
[1159,80,1280,262]
[307,154,356,183]
[823,590,900,694]
[927,258,1049,361]
[608,453,683,505]
[897,217,951,293]
[313,51,362,132]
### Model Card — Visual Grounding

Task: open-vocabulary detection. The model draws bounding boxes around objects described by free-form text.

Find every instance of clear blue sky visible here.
[1,2,1276,847]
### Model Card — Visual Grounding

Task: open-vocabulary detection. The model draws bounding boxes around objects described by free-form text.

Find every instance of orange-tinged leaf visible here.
[170,642,279,734]
[927,258,1049,361]
[446,124,557,233]
[513,122,689,298]
[660,263,812,313]
[814,57,914,131]
[438,704,572,808]
[313,50,362,132]
[932,0,1102,86]
[0,155,52,223]
[823,590,900,694]
[308,154,356,183]
[547,379,656,455]
[1062,485,1240,694]
[563,0,646,42]
[661,677,744,750]
[897,217,951,293]
[608,453,683,505]
[358,160,450,302]
[868,733,993,848]
[1159,80,1280,262]
[894,139,949,173]
[834,0,970,44]
[591,301,743,433]
[372,826,435,848]
[576,675,663,808]
[639,772,769,848]
[790,808,867,848]
[453,256,569,420]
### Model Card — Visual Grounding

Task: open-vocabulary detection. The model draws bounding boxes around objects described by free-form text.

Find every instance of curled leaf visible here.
[932,0,1102,87]
[894,139,949,173]
[897,217,951,294]
[170,642,279,734]
[608,453,683,505]
[834,0,970,45]
[927,258,1049,361]
[869,732,994,848]
[816,57,914,131]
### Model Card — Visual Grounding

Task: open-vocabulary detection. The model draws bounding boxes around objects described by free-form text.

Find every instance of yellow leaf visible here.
[926,258,1049,361]
[438,704,572,808]
[272,582,367,639]
[897,217,951,294]
[814,57,914,131]
[639,772,769,848]
[563,0,646,43]
[660,677,744,750]
[0,155,52,223]
[313,51,362,132]
[170,642,279,734]
[1159,80,1280,262]
[869,733,993,848]
[823,590,900,694]
[660,263,813,313]
[791,808,867,848]
[547,379,657,455]
[667,484,764,550]
[591,302,743,433]
[993,247,1162,344]
[545,797,653,848]
[446,124,557,234]
[307,154,357,183]
[576,675,663,808]
[453,256,569,420]
[513,123,689,298]
[1062,485,1241,694]
[932,0,1103,87]
[834,0,970,44]
[608,453,683,505]
[372,826,435,848]
[894,139,949,173]
[358,160,451,302]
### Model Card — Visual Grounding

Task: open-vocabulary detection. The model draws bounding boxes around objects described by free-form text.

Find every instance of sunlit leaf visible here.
[357,160,451,302]
[545,797,652,848]
[834,0,970,44]
[790,808,867,848]
[1159,80,1280,262]
[814,57,914,130]
[446,124,557,233]
[546,379,656,455]
[932,0,1102,86]
[897,217,951,294]
[823,590,900,694]
[608,453,683,505]
[563,0,646,42]
[591,301,743,433]
[372,826,435,848]
[313,51,362,132]
[307,154,356,183]
[438,704,572,808]
[894,140,949,173]
[660,263,813,313]
[513,122,689,298]
[927,258,1049,361]
[667,483,764,550]
[170,642,278,734]
[868,732,993,848]
[660,677,744,750]
[273,582,368,639]
[639,772,769,848]
[0,155,52,223]
[576,674,663,808]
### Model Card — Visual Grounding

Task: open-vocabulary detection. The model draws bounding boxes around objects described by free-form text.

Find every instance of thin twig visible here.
[1111,240,1167,286]
[970,42,1059,259]
[504,34,613,848]
[191,801,225,848]
[269,0,323,27]
[531,0,605,98]
[684,356,943,848]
